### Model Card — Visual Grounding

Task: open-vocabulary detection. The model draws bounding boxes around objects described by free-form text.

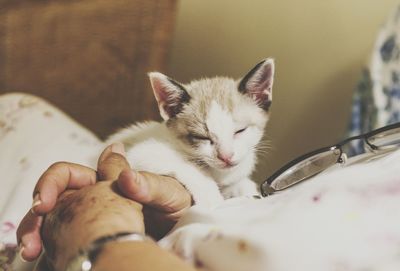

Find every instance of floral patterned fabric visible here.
[348,6,400,155]
[0,93,102,270]
[0,244,17,271]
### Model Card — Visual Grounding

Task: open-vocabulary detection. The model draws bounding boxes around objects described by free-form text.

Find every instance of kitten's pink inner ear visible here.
[248,62,274,98]
[252,91,271,106]
[149,72,190,120]
[149,73,173,120]
[152,79,168,104]
[239,59,274,111]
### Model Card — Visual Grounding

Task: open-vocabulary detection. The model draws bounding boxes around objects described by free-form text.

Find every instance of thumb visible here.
[117,169,192,218]
[97,143,131,181]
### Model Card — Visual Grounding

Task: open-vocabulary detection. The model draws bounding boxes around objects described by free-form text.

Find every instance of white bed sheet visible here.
[160,149,400,271]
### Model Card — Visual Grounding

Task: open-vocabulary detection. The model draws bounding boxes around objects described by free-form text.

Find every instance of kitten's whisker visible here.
[255,141,273,153]
[255,143,272,151]
[253,141,272,158]
[255,145,270,150]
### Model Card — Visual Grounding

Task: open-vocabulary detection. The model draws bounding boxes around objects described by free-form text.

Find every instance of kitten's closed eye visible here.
[188,133,213,144]
[235,127,247,135]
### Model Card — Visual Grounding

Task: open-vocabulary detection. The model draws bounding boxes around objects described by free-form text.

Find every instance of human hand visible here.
[17,143,192,261]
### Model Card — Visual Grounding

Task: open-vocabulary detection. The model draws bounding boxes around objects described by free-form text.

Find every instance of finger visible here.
[32,162,97,215]
[97,142,130,181]
[33,143,125,214]
[97,142,126,165]
[16,211,43,261]
[117,169,192,216]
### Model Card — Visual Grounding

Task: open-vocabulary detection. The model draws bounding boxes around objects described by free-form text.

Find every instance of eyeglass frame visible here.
[260,122,400,197]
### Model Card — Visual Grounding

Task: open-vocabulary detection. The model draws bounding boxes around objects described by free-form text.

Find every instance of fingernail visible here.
[18,244,27,263]
[111,142,125,156]
[31,193,42,214]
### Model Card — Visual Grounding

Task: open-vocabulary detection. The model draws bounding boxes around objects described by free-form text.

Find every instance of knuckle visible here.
[97,153,130,180]
[101,153,128,168]
[47,161,69,172]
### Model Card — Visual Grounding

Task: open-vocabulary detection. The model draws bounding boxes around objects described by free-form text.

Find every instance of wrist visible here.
[64,232,152,271]
[93,239,196,271]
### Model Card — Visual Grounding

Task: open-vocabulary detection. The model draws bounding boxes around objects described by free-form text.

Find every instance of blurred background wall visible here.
[168,0,400,181]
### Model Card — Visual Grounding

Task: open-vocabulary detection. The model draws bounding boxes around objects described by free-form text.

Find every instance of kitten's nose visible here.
[217,152,234,164]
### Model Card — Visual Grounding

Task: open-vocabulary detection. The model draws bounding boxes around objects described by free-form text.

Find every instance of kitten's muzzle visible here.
[216,154,238,169]
[217,152,234,165]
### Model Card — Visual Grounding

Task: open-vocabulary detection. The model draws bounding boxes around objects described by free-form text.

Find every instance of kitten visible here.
[107,58,274,207]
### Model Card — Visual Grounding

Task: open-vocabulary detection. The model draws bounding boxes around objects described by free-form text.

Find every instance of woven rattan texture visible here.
[0,0,177,138]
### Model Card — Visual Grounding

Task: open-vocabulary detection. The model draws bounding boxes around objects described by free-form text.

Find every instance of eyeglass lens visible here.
[367,127,400,150]
[270,148,341,191]
[264,123,400,196]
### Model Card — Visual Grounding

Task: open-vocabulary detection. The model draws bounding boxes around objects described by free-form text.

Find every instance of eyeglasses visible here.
[261,122,400,197]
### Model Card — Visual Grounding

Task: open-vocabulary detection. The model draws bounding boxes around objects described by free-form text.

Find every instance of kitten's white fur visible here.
[107,59,275,207]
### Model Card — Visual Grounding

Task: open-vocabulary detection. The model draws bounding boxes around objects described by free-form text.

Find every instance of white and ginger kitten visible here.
[107,58,274,207]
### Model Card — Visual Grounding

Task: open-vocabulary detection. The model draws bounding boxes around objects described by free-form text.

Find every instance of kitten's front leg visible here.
[221,178,259,199]
[172,169,225,208]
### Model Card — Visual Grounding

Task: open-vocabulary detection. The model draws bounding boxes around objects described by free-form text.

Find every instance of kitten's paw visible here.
[222,179,259,199]
[159,224,214,263]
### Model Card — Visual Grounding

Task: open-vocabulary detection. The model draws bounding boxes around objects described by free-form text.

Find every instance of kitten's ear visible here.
[238,58,274,111]
[148,72,191,120]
